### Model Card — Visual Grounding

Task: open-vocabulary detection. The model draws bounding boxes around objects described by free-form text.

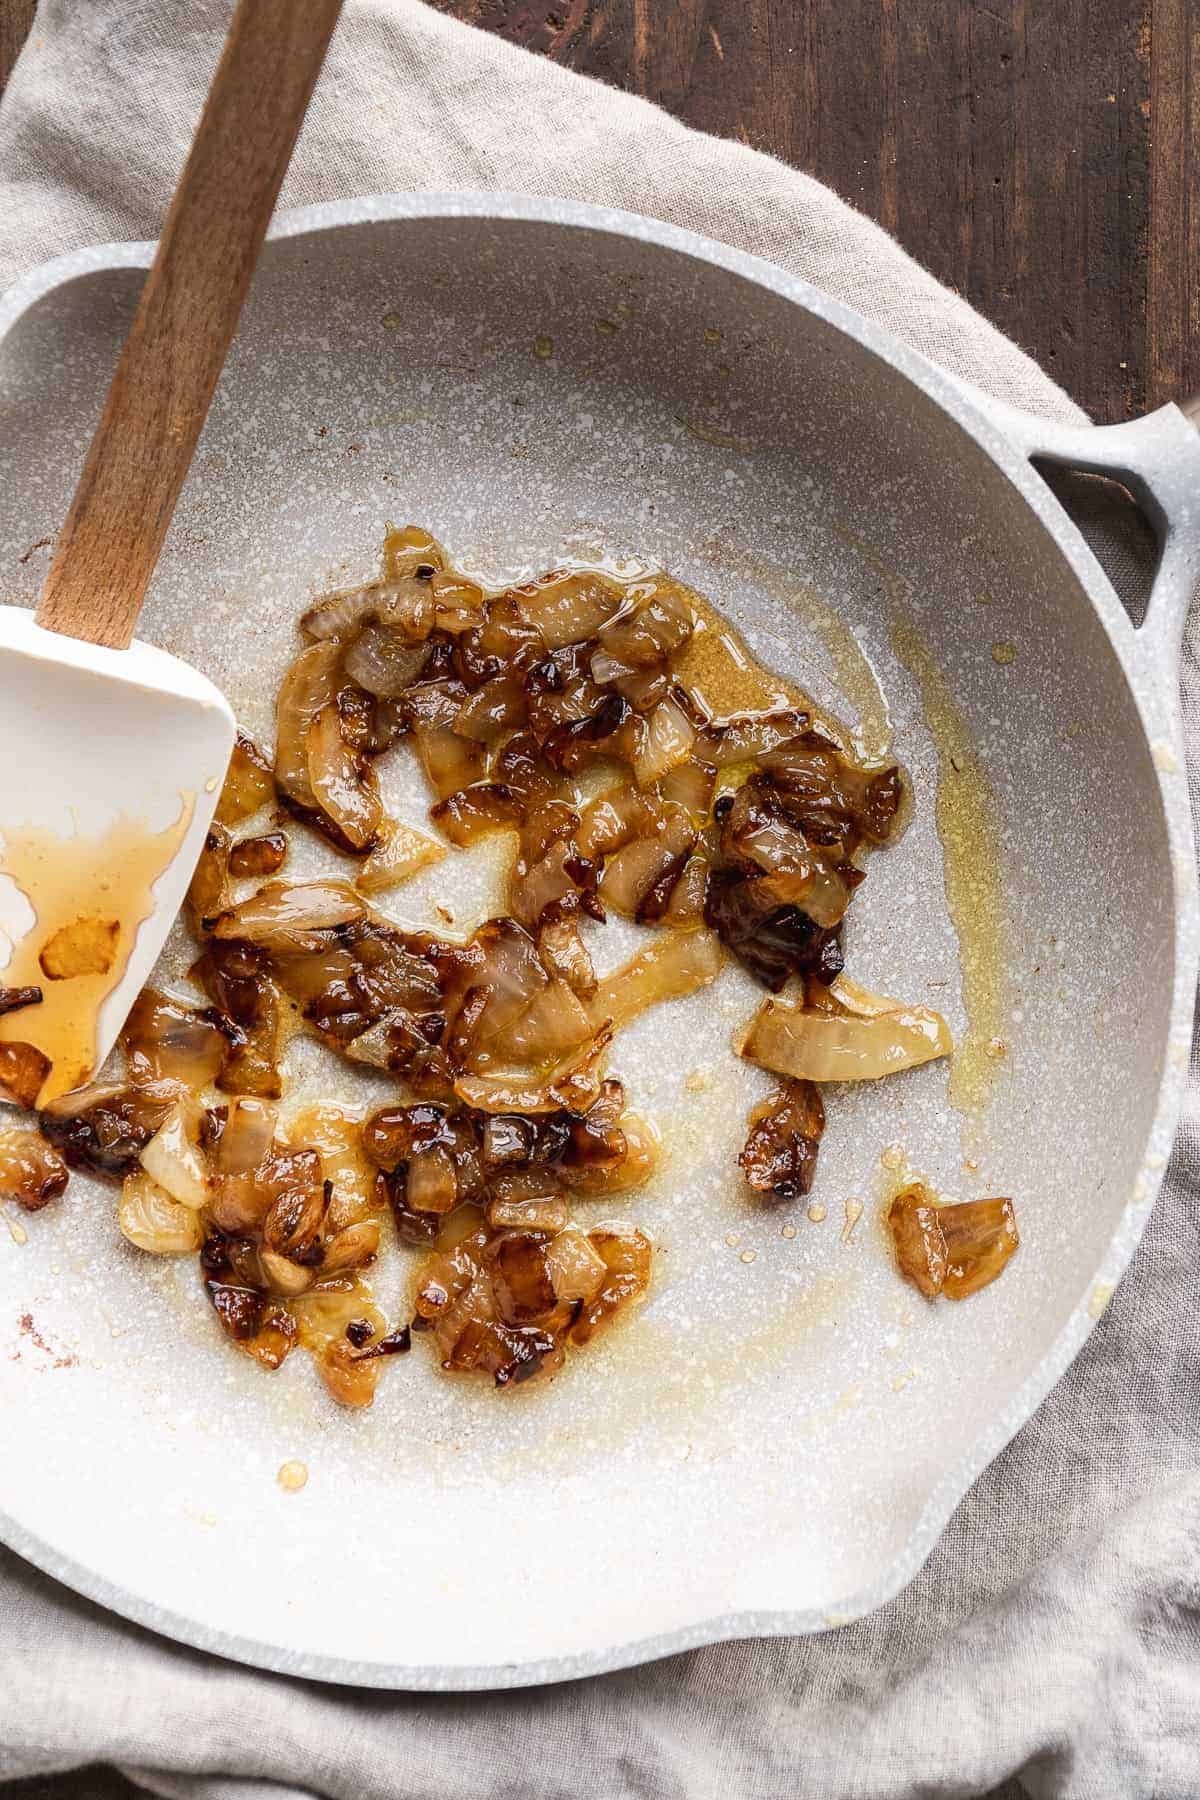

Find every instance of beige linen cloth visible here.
[1,5,1198,1798]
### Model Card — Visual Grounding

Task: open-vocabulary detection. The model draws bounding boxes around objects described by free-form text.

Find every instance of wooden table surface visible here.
[1,0,1196,423]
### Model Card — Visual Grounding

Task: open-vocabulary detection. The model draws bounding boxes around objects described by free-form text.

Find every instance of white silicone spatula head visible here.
[0,0,343,1109]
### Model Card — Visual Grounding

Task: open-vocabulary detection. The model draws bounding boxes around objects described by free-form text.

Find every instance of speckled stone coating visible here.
[0,195,1196,1690]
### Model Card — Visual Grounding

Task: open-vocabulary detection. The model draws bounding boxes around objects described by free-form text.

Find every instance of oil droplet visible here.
[533,334,553,360]
[780,1223,797,1239]
[807,1202,827,1224]
[990,641,1016,666]
[204,777,218,794]
[724,1231,741,1249]
[842,1198,864,1243]
[891,619,1011,1149]
[703,327,722,345]
[880,1143,906,1171]
[277,1460,308,1492]
[381,311,403,330]
[739,1248,757,1264]
[1088,1283,1114,1320]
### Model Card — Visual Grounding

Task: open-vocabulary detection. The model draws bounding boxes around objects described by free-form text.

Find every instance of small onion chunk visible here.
[139,1104,210,1211]
[0,1126,69,1212]
[886,1185,1019,1301]
[356,818,447,895]
[120,1170,203,1255]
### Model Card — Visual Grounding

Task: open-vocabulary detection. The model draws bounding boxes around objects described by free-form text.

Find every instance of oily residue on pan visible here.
[0,798,195,1102]
[697,535,892,763]
[890,619,1010,1143]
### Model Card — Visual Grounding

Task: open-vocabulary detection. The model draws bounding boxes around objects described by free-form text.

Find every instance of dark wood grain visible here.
[433,0,1200,422]
[0,0,36,96]
[4,1,1198,420]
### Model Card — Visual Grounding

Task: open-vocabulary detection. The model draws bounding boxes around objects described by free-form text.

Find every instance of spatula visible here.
[0,0,344,1108]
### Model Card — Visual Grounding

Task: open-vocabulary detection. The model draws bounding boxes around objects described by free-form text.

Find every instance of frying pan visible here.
[0,195,1196,1689]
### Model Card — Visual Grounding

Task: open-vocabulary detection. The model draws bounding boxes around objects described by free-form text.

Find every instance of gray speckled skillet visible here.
[0,195,1197,1690]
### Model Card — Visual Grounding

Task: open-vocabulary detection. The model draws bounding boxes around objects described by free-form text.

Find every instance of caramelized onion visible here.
[212,880,363,953]
[454,1024,613,1115]
[588,929,723,1034]
[939,1195,1020,1299]
[186,823,233,932]
[412,724,487,801]
[0,1126,69,1212]
[512,570,624,650]
[631,696,695,787]
[119,1170,203,1255]
[274,640,342,809]
[356,817,446,895]
[122,990,226,1092]
[305,703,382,851]
[887,1185,1019,1301]
[40,1081,173,1181]
[737,990,951,1083]
[886,1185,948,1298]
[139,1103,210,1211]
[228,832,287,880]
[215,732,275,826]
[343,621,428,696]
[739,1079,825,1200]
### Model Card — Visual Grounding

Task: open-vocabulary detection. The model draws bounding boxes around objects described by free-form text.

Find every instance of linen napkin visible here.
[1,5,1198,1797]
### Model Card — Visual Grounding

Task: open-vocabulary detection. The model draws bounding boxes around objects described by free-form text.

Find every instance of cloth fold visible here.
[1,4,1198,1797]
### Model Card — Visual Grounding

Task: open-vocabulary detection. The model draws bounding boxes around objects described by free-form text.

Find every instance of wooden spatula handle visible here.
[35,0,343,650]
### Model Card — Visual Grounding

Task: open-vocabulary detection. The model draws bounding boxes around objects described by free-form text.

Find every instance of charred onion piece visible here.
[739,1079,825,1201]
[40,1081,173,1180]
[0,986,42,1018]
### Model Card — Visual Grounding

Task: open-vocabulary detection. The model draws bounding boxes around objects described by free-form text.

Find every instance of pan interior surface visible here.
[0,209,1175,1683]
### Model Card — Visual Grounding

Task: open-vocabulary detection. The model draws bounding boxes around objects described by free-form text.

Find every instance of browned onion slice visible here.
[212,880,364,953]
[454,1023,613,1115]
[305,703,382,851]
[275,640,344,811]
[588,929,723,1034]
[737,985,951,1083]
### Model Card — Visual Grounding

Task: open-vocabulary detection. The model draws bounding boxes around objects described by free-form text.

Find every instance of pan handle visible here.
[938,385,1200,688]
